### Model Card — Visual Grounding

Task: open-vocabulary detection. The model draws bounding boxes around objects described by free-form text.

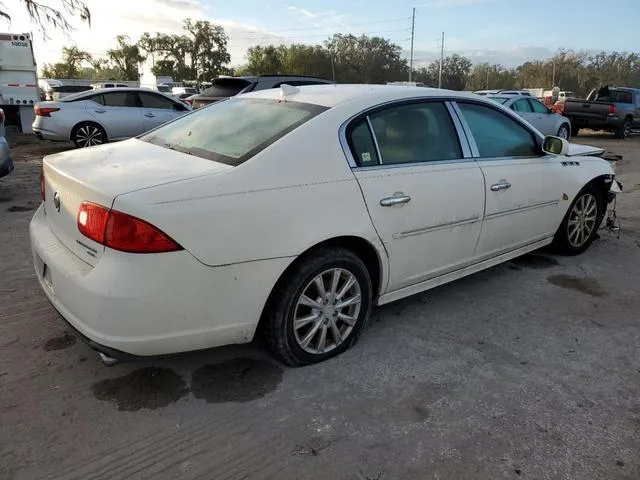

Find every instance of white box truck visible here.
[0,32,39,133]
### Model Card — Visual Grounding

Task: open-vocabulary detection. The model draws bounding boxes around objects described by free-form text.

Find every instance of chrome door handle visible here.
[380,194,411,207]
[491,181,511,191]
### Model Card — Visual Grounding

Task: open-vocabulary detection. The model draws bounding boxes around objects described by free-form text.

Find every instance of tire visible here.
[557,123,570,140]
[614,118,632,139]
[71,122,107,148]
[552,185,604,255]
[263,247,373,366]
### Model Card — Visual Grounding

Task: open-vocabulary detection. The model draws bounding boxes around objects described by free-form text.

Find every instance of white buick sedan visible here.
[31,85,619,366]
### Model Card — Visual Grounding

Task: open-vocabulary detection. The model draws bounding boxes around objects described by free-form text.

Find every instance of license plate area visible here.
[36,254,55,296]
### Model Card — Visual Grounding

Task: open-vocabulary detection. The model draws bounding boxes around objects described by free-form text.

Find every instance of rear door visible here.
[138,91,186,132]
[88,91,143,139]
[348,100,485,292]
[453,101,567,260]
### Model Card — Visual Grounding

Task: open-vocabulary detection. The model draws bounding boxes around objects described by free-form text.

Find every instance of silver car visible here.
[489,95,572,139]
[32,88,191,148]
[0,107,14,179]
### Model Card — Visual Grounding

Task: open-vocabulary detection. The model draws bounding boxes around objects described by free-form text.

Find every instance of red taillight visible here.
[35,106,60,117]
[77,202,110,244]
[608,104,617,115]
[77,202,182,254]
[40,169,45,202]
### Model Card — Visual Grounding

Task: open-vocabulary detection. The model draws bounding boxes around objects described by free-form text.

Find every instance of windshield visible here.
[201,78,253,98]
[488,96,510,104]
[140,98,328,166]
[156,85,172,93]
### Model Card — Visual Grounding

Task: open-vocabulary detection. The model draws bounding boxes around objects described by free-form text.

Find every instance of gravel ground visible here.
[1,133,639,480]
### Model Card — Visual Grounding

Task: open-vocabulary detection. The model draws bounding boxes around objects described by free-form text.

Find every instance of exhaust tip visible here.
[98,352,119,366]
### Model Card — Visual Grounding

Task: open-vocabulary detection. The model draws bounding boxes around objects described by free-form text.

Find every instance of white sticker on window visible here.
[361,152,372,163]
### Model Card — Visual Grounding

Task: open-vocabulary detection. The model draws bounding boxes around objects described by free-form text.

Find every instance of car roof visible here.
[242,84,481,108]
[61,87,179,102]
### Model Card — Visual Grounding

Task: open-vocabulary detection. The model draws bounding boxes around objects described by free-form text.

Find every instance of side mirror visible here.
[542,136,569,156]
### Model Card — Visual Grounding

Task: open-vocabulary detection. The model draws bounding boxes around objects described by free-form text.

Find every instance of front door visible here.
[347,100,486,292]
[137,92,185,132]
[88,91,143,140]
[454,101,567,261]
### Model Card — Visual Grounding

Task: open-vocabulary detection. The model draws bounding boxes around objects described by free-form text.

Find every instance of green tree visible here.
[151,60,176,77]
[107,35,146,80]
[242,44,332,78]
[1,0,90,33]
[420,54,472,90]
[139,19,231,81]
[41,45,92,78]
[325,34,408,83]
[466,63,517,91]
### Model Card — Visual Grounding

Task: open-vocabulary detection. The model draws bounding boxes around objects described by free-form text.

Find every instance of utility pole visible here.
[438,31,444,88]
[409,8,415,82]
[329,52,336,82]
[552,62,556,86]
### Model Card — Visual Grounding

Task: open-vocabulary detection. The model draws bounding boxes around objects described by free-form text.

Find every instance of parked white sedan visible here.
[31,85,619,366]
[32,87,191,148]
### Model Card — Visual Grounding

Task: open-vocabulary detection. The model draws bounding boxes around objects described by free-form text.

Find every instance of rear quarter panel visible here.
[112,106,386,270]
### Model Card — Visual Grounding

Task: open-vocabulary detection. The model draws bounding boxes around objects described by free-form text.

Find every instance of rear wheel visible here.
[615,118,632,139]
[557,123,570,139]
[72,122,107,148]
[263,248,372,366]
[552,186,603,255]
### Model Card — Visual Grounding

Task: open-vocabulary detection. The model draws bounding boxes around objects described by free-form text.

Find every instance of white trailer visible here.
[0,33,39,133]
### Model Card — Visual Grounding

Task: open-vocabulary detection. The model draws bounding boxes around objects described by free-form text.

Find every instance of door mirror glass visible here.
[542,136,569,155]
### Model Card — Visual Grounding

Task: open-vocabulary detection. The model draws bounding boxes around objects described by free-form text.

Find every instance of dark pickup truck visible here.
[563,86,640,138]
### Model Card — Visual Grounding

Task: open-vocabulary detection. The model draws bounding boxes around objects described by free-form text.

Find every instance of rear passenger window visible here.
[87,94,104,105]
[347,119,379,167]
[102,92,138,107]
[457,102,539,158]
[367,102,462,165]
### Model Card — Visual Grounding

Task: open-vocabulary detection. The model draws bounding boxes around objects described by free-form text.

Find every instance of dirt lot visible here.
[1,133,639,480]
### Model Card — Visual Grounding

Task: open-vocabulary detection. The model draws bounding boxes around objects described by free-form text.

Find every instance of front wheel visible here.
[263,248,373,366]
[72,122,107,148]
[557,124,570,140]
[552,186,603,255]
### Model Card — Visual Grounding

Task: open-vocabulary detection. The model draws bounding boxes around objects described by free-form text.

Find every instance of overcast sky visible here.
[5,0,639,70]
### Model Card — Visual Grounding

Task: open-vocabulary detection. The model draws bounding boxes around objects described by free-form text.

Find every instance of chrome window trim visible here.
[338,95,474,171]
[365,116,383,165]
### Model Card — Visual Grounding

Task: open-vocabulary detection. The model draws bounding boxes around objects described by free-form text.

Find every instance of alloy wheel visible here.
[557,125,569,139]
[76,125,104,147]
[293,268,362,355]
[567,193,598,248]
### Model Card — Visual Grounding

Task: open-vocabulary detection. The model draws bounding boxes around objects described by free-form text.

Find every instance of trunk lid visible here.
[42,139,231,265]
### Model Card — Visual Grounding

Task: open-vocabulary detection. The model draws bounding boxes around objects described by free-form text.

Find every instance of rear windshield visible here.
[488,96,510,104]
[140,98,328,166]
[201,79,253,98]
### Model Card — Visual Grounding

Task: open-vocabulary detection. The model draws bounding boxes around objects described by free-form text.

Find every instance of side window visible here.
[511,99,532,113]
[367,102,462,165]
[529,99,549,114]
[87,94,104,105]
[457,102,539,158]
[102,92,138,108]
[139,92,177,109]
[347,119,379,167]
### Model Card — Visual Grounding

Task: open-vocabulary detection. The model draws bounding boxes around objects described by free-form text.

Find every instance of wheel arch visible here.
[256,235,386,335]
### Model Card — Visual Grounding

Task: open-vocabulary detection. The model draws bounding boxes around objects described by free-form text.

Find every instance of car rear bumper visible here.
[29,205,291,356]
[0,137,13,178]
[568,115,623,129]
[32,126,68,142]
